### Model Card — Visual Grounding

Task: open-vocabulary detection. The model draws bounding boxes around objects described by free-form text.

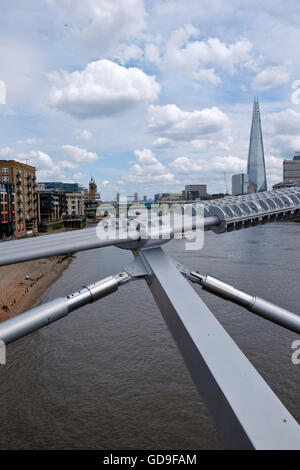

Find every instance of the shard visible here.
[247,97,267,192]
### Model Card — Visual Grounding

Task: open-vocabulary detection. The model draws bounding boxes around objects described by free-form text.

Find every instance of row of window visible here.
[0,214,15,223]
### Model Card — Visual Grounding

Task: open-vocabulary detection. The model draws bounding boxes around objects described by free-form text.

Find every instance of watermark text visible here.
[0,80,6,104]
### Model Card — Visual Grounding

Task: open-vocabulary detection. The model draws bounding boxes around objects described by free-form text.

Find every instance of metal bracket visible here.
[122,257,149,280]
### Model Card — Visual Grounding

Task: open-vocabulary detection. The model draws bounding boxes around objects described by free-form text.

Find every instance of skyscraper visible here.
[247,97,267,192]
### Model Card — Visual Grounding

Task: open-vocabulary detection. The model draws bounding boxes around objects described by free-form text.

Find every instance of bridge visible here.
[0,186,300,449]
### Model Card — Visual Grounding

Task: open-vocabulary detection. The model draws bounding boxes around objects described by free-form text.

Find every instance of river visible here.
[0,222,299,449]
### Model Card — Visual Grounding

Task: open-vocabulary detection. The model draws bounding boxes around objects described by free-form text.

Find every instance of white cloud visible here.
[192,68,221,84]
[154,0,186,16]
[74,129,93,141]
[17,137,41,145]
[59,160,79,170]
[191,138,232,152]
[49,59,160,118]
[144,43,161,65]
[252,65,290,90]
[271,135,300,154]
[264,109,300,135]
[264,109,300,156]
[17,150,65,180]
[0,147,13,157]
[101,180,110,186]
[0,41,42,101]
[265,154,284,186]
[46,0,146,53]
[162,24,253,81]
[16,145,99,181]
[147,104,231,149]
[62,145,99,163]
[73,172,84,180]
[123,148,177,184]
[112,44,144,65]
[18,150,53,168]
[152,137,174,149]
[265,154,283,170]
[171,156,204,173]
[171,155,245,174]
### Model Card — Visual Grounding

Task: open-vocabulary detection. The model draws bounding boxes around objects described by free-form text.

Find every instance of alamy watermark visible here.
[96,200,205,251]
[291,80,300,105]
[0,340,6,365]
[291,340,300,365]
[0,80,6,104]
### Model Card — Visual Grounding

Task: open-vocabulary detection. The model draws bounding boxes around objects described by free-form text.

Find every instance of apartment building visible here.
[0,160,37,236]
[0,182,15,239]
[66,192,85,216]
[37,190,67,223]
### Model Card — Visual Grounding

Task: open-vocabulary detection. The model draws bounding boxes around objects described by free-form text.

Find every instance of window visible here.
[2,168,8,175]
[2,176,8,183]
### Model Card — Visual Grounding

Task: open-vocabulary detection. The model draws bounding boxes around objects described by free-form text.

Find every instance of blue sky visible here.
[1,0,300,200]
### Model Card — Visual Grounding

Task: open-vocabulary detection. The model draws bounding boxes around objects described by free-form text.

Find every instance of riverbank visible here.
[0,254,73,322]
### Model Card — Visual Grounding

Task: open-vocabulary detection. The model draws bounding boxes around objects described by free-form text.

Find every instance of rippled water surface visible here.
[0,223,299,449]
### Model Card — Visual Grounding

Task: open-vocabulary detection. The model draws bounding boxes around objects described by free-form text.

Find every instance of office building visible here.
[283,152,300,184]
[184,184,208,200]
[232,173,249,196]
[37,190,67,223]
[0,160,37,236]
[39,182,81,193]
[247,97,267,193]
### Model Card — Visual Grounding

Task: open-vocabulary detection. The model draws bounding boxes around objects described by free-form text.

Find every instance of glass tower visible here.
[247,97,267,192]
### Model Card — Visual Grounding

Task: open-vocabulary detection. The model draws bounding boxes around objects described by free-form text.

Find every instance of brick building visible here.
[0,160,37,236]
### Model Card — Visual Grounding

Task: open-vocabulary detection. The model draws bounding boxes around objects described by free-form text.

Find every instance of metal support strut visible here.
[139,248,300,450]
[178,266,300,335]
[0,271,133,345]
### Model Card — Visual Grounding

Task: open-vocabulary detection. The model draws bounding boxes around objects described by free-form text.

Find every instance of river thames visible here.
[0,222,299,449]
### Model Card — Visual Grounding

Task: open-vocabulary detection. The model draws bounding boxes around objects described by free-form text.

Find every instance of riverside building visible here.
[0,160,37,236]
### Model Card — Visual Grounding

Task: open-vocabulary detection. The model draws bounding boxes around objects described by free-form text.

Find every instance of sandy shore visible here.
[0,254,73,322]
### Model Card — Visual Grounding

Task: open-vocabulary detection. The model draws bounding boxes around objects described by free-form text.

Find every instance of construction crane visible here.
[224,171,229,194]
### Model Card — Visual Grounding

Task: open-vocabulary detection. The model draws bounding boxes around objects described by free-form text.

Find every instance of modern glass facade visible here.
[247,98,267,192]
[231,173,249,195]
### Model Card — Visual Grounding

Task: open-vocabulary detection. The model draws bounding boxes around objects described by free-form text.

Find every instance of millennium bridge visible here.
[0,187,300,449]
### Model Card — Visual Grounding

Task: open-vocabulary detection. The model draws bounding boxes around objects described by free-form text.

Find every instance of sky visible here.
[1,0,300,200]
